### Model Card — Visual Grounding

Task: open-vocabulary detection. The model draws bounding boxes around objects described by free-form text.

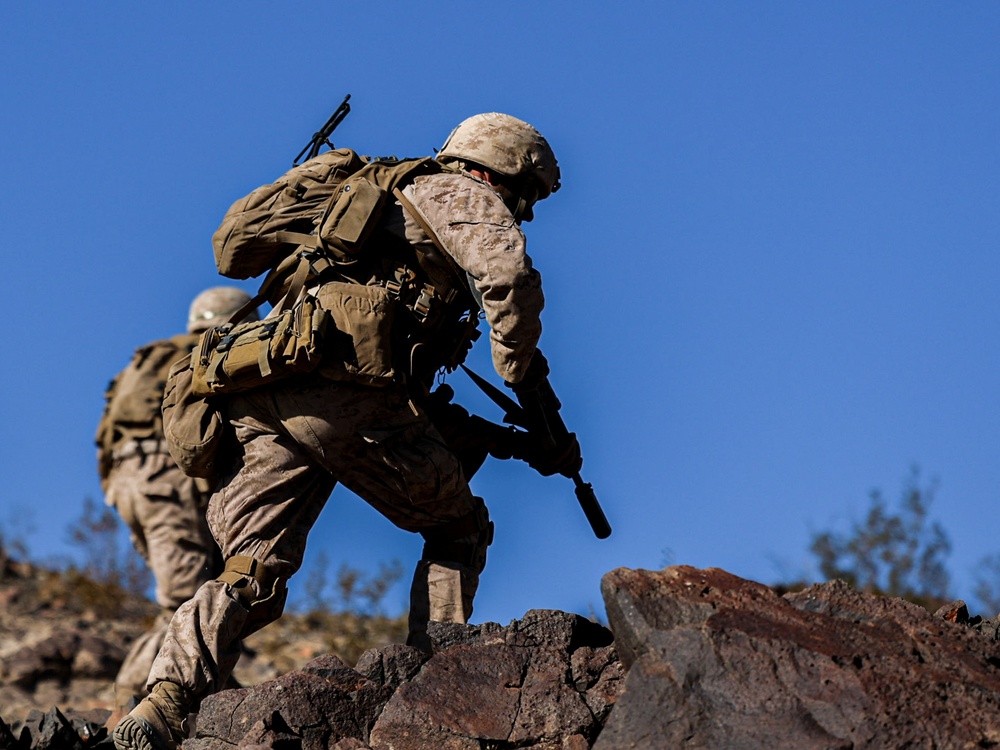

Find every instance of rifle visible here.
[293,94,352,166]
[459,365,611,540]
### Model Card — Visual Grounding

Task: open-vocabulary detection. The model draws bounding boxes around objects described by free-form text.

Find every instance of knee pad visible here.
[216,554,287,637]
[419,498,494,573]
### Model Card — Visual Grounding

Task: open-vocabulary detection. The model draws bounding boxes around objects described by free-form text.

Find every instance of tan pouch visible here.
[315,281,397,385]
[161,353,227,479]
[317,175,387,260]
[191,295,328,397]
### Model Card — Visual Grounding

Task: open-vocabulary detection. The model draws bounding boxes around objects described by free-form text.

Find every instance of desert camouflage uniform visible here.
[147,170,544,698]
[105,450,218,697]
[403,170,543,383]
[99,333,221,701]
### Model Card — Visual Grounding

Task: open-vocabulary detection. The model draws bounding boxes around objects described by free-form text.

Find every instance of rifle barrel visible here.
[293,94,352,165]
[573,475,612,539]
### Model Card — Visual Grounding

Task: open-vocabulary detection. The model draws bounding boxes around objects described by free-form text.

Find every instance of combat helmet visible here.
[437,113,561,200]
[187,286,259,333]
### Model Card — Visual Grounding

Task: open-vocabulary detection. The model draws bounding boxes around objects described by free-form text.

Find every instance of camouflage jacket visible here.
[400,171,544,384]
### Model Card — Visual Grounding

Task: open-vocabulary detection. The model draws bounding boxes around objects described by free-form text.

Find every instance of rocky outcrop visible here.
[597,565,1000,749]
[0,554,161,725]
[2,629,126,690]
[6,564,1000,749]
[188,610,623,750]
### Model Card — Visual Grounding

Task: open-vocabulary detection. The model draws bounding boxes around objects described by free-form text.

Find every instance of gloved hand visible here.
[521,430,583,478]
[425,385,466,424]
[505,349,549,394]
[425,384,480,444]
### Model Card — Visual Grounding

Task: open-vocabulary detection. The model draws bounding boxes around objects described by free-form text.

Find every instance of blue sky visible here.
[2,3,1000,625]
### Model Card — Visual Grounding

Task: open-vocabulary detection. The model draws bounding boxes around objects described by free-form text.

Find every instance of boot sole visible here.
[113,715,172,750]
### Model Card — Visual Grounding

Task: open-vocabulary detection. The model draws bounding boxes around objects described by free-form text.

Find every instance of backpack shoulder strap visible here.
[392,184,473,302]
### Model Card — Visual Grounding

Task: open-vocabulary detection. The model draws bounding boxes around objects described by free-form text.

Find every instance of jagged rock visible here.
[934,598,970,623]
[421,620,506,650]
[1,630,124,688]
[200,713,302,750]
[367,610,621,750]
[189,653,392,750]
[371,642,526,748]
[4,707,111,750]
[18,709,85,750]
[18,562,1000,750]
[189,611,622,750]
[0,719,19,750]
[935,598,1000,642]
[596,565,1000,749]
[570,643,621,724]
[353,643,428,691]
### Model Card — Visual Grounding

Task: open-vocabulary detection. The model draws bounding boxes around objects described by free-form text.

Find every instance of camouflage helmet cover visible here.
[437,113,561,199]
[187,286,259,333]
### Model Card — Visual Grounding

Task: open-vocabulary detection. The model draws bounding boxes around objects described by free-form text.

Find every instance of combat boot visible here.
[112,681,191,750]
[104,686,140,732]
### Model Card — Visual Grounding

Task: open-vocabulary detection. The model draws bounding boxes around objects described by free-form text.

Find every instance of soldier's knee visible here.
[216,554,287,637]
[420,498,494,574]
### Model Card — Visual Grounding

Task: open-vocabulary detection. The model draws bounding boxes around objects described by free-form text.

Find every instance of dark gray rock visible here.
[18,710,80,750]
[11,707,110,750]
[189,611,622,750]
[425,619,505,650]
[935,598,1000,642]
[0,719,19,750]
[1,631,124,689]
[597,565,1000,749]
[191,654,386,750]
[353,643,427,690]
[191,713,301,750]
[571,644,624,723]
[505,609,614,653]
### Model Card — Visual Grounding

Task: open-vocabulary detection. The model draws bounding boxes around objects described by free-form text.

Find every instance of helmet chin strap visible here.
[510,179,538,223]
[515,197,527,219]
[498,189,530,224]
[492,177,537,223]
[465,164,535,223]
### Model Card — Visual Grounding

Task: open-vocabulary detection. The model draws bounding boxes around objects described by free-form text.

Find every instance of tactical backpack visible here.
[163,150,482,479]
[212,148,369,281]
[96,333,198,484]
[212,149,448,285]
[194,151,473,397]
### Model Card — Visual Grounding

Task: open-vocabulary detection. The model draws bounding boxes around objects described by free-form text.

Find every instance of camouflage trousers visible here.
[147,376,484,700]
[104,452,219,698]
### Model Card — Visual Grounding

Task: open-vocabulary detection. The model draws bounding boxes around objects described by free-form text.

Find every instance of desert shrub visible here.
[58,497,152,613]
[810,466,951,610]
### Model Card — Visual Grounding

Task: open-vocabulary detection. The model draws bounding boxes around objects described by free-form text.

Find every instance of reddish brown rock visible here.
[188,654,391,750]
[188,610,621,750]
[596,565,1000,749]
[15,563,1000,749]
[367,611,620,750]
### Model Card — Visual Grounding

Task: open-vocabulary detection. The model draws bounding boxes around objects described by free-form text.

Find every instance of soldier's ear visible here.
[468,167,495,186]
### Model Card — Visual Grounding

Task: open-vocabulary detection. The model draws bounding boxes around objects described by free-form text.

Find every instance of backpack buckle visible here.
[413,285,437,321]
[257,319,281,340]
[214,325,238,353]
